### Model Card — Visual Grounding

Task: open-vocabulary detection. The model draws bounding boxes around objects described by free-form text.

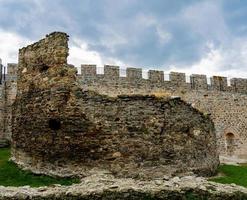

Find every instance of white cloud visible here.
[0,30,31,66]
[68,38,105,70]
[0,30,127,75]
[164,1,247,79]
[68,38,127,74]
[169,43,223,75]
[168,40,247,79]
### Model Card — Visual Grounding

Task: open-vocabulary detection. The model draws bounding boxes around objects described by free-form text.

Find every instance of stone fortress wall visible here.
[0,47,247,163]
[78,65,247,163]
[10,32,218,178]
[0,63,17,142]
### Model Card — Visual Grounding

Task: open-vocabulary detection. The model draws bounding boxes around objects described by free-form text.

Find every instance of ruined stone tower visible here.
[11,32,219,178]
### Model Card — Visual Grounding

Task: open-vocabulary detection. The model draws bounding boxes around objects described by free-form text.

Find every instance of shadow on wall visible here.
[225,132,235,157]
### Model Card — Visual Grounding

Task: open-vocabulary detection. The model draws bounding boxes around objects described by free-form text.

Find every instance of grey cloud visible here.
[0,0,247,77]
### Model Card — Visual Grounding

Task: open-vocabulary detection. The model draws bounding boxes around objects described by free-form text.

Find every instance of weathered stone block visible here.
[126,67,142,80]
[190,74,208,90]
[148,70,164,83]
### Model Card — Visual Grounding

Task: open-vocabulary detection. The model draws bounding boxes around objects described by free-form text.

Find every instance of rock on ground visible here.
[1,172,247,200]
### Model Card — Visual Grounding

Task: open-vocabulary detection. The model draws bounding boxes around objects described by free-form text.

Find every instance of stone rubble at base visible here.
[0,173,247,199]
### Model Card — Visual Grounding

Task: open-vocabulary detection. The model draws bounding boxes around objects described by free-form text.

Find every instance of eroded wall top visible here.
[17,32,74,94]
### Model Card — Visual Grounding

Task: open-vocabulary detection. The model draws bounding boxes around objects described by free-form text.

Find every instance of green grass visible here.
[210,164,247,187]
[0,148,80,187]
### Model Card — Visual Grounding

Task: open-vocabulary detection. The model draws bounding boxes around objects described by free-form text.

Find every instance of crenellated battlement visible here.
[77,64,247,94]
[1,62,247,94]
[7,63,17,76]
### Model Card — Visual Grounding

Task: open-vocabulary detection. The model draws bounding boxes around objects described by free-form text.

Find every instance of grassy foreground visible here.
[0,148,80,187]
[1,147,246,188]
[210,164,247,187]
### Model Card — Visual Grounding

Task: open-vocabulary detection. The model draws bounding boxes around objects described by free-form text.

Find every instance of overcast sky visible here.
[0,0,247,78]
